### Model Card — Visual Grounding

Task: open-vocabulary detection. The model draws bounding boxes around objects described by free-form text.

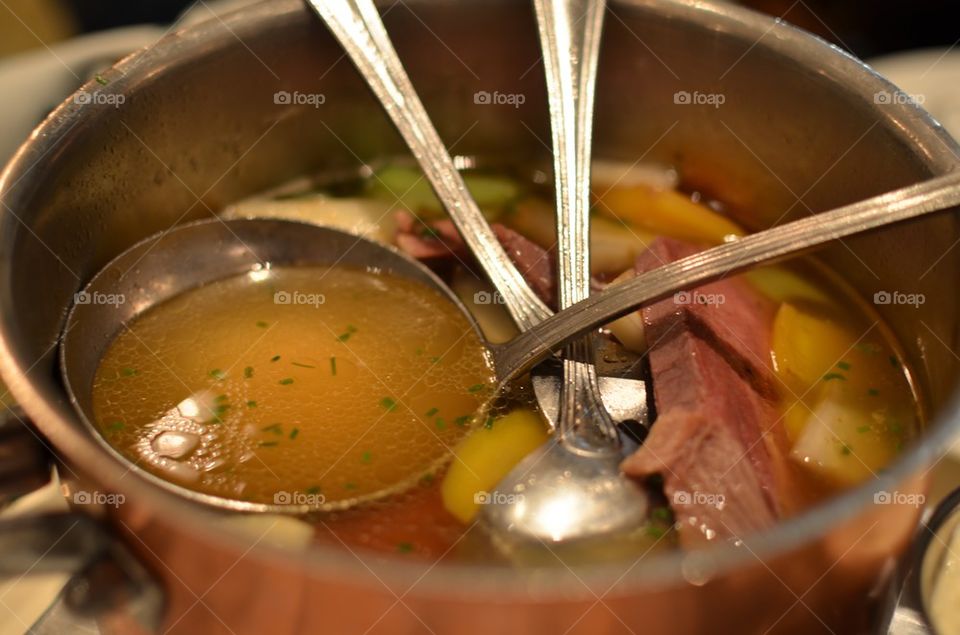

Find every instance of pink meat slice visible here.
[623,237,795,548]
[394,211,556,306]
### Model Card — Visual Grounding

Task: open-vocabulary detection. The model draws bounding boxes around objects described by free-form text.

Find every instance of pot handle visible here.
[0,408,164,632]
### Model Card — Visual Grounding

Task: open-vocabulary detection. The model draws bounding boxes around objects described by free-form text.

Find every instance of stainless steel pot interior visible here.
[0,0,959,599]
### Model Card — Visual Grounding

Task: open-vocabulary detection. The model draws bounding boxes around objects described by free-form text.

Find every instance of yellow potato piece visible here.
[594,185,744,245]
[441,409,549,524]
[771,302,856,394]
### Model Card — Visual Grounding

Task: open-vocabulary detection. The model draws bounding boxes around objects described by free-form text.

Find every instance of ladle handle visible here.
[495,169,960,381]
[535,0,618,453]
[306,0,550,330]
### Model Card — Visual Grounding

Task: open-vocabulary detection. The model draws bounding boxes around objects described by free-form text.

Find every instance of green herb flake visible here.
[419,473,435,486]
[213,404,230,419]
[467,383,485,393]
[889,422,904,435]
[429,356,441,364]
[337,325,358,342]
[889,355,900,369]
[434,417,446,430]
[215,394,229,403]
[246,400,257,408]
[420,225,441,240]
[259,441,279,448]
[396,541,414,553]
[454,415,470,427]
[289,427,299,440]
[483,416,495,429]
[854,342,881,355]
[343,482,357,490]
[414,347,424,356]
[380,397,397,412]
[651,507,672,522]
[107,421,125,432]
[840,443,853,456]
[256,320,269,328]
[823,372,847,382]
[120,367,138,377]
[270,355,281,362]
[261,423,283,435]
[645,525,666,539]
[330,357,337,376]
[361,451,372,464]
[95,74,108,85]
[305,485,322,495]
[279,377,294,385]
[837,361,851,371]
[209,368,226,380]
[244,366,254,379]
[424,407,439,417]
[856,425,872,434]
[291,362,315,369]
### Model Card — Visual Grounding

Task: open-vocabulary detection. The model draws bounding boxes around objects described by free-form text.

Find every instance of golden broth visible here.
[91,265,494,506]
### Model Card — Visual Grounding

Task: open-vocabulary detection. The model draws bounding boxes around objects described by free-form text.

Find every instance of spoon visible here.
[478,0,650,547]
[61,169,960,513]
[303,0,648,433]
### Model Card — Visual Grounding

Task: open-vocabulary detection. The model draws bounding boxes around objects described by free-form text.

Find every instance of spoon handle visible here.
[306,0,550,329]
[535,0,617,453]
[496,169,960,381]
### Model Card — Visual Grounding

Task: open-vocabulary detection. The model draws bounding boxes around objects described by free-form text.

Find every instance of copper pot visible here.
[1,1,958,633]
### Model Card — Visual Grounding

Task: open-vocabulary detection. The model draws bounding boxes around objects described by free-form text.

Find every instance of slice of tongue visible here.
[623,237,797,548]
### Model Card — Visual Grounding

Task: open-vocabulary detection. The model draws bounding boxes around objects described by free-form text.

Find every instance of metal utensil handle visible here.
[496,169,960,381]
[307,0,550,330]
[535,0,618,453]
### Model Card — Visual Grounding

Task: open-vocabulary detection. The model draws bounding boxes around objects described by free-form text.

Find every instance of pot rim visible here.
[1,0,959,600]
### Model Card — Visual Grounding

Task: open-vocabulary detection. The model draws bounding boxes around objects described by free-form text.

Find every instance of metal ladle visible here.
[477,0,650,547]
[61,169,960,516]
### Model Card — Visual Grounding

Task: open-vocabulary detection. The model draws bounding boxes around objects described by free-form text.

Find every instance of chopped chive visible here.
[270,355,281,362]
[434,417,446,430]
[823,372,846,382]
[414,347,424,356]
[889,422,903,435]
[209,368,226,380]
[867,388,880,397]
[95,74,108,85]
[855,342,881,355]
[361,451,372,464]
[215,394,229,403]
[429,356,441,364]
[396,541,414,553]
[121,367,138,377]
[651,507,672,522]
[837,361,851,371]
[246,400,257,408]
[419,473,435,486]
[344,482,357,490]
[261,423,283,435]
[291,362,315,369]
[213,404,230,418]
[244,366,254,379]
[840,443,852,456]
[856,425,871,434]
[107,421,125,432]
[645,525,666,539]
[305,485,322,495]
[424,407,439,417]
[483,416,495,429]
[279,377,294,385]
[889,355,900,369]
[380,397,397,412]
[337,325,358,342]
[289,427,299,440]
[454,415,470,427]
[467,384,485,393]
[330,357,337,375]
[259,441,279,447]
[256,320,269,328]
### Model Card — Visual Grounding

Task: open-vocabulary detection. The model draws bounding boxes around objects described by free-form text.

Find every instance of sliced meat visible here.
[395,211,556,306]
[634,238,778,397]
[624,237,795,548]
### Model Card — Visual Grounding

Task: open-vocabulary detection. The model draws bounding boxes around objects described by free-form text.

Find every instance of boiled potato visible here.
[771,302,855,394]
